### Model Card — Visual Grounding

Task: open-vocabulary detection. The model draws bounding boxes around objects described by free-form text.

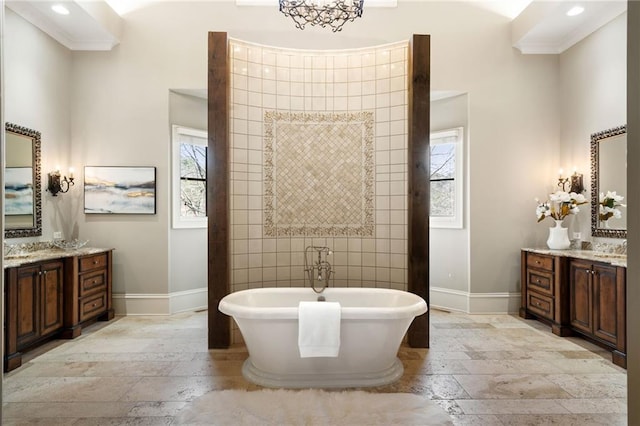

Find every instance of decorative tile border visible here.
[264,111,374,237]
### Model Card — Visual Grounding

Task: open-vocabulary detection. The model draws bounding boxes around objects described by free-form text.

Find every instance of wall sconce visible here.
[48,167,75,196]
[557,168,570,192]
[570,168,584,193]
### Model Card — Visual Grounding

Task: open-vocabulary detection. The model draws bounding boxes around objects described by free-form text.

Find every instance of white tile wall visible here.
[229,39,408,301]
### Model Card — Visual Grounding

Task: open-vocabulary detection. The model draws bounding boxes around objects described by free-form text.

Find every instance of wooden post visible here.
[407,34,430,348]
[207,32,230,348]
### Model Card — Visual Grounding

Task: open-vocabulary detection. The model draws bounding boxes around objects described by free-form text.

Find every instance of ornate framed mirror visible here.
[590,125,626,239]
[5,122,42,238]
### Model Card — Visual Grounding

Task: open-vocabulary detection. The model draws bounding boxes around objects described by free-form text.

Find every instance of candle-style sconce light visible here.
[557,168,570,192]
[48,167,75,196]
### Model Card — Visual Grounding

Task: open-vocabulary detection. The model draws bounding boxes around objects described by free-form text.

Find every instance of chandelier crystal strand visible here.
[279,0,364,32]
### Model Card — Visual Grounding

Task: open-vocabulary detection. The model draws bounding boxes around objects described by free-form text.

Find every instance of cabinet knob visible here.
[536,279,541,283]
[93,261,99,265]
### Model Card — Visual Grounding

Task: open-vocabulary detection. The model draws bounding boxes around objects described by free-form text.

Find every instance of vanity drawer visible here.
[527,292,554,320]
[79,292,107,322]
[79,254,108,273]
[526,269,554,296]
[80,270,107,296]
[527,253,554,272]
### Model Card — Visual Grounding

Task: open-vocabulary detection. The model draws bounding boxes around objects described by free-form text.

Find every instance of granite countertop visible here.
[523,248,627,268]
[3,247,113,269]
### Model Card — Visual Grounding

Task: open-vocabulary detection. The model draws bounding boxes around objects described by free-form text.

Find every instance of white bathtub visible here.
[218,287,428,388]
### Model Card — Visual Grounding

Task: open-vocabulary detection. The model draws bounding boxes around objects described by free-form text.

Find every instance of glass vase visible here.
[547,219,571,250]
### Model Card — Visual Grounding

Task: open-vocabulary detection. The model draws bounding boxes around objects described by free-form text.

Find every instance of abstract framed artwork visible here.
[84,166,156,214]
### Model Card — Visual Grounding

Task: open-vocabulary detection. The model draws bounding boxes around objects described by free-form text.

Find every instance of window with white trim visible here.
[430,127,464,229]
[172,125,207,228]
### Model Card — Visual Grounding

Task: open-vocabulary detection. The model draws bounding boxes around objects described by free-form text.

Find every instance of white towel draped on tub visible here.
[298,301,341,358]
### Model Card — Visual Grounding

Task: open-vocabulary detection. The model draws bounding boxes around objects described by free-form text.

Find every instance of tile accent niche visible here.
[229,39,409,327]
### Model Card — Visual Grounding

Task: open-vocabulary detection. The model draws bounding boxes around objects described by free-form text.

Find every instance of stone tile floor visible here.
[2,309,627,425]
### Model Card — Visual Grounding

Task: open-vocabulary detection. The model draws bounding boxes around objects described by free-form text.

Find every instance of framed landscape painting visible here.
[84,166,156,214]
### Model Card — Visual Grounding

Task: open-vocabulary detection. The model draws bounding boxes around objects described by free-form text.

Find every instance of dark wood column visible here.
[207,31,230,348]
[407,34,430,348]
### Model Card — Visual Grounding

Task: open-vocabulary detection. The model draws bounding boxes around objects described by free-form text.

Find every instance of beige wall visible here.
[559,12,627,242]
[4,9,73,241]
[168,91,207,298]
[429,94,470,300]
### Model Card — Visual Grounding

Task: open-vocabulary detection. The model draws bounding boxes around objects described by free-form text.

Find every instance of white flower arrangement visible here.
[536,190,587,222]
[599,191,626,221]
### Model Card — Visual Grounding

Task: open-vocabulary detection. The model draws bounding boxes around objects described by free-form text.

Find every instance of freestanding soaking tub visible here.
[218,287,428,388]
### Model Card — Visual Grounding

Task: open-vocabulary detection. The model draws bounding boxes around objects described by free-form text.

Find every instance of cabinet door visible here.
[592,263,620,345]
[39,261,64,336]
[15,265,40,348]
[569,259,592,334]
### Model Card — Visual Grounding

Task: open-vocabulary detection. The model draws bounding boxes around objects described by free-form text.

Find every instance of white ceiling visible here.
[6,0,122,50]
[513,0,627,54]
[5,0,628,53]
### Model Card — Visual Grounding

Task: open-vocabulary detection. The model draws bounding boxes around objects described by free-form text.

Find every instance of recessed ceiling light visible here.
[566,6,585,17]
[51,4,70,15]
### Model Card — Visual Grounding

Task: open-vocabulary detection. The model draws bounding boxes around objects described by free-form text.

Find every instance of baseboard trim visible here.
[170,288,208,314]
[430,287,521,314]
[113,288,207,315]
[468,291,521,314]
[113,287,519,315]
[430,287,469,313]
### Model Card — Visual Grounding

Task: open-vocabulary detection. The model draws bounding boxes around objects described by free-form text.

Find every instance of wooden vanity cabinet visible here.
[4,249,114,372]
[521,249,627,368]
[569,258,626,367]
[519,251,571,336]
[63,251,114,339]
[4,259,64,371]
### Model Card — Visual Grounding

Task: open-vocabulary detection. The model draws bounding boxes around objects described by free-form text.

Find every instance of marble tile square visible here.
[545,373,627,398]
[496,413,627,425]
[4,377,141,402]
[376,374,471,400]
[449,414,504,425]
[402,359,471,375]
[460,359,563,375]
[453,374,574,400]
[168,360,245,377]
[2,418,86,425]
[13,361,175,378]
[2,402,137,419]
[545,358,622,374]
[456,399,570,415]
[557,398,627,414]
[119,377,230,402]
[73,417,175,425]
